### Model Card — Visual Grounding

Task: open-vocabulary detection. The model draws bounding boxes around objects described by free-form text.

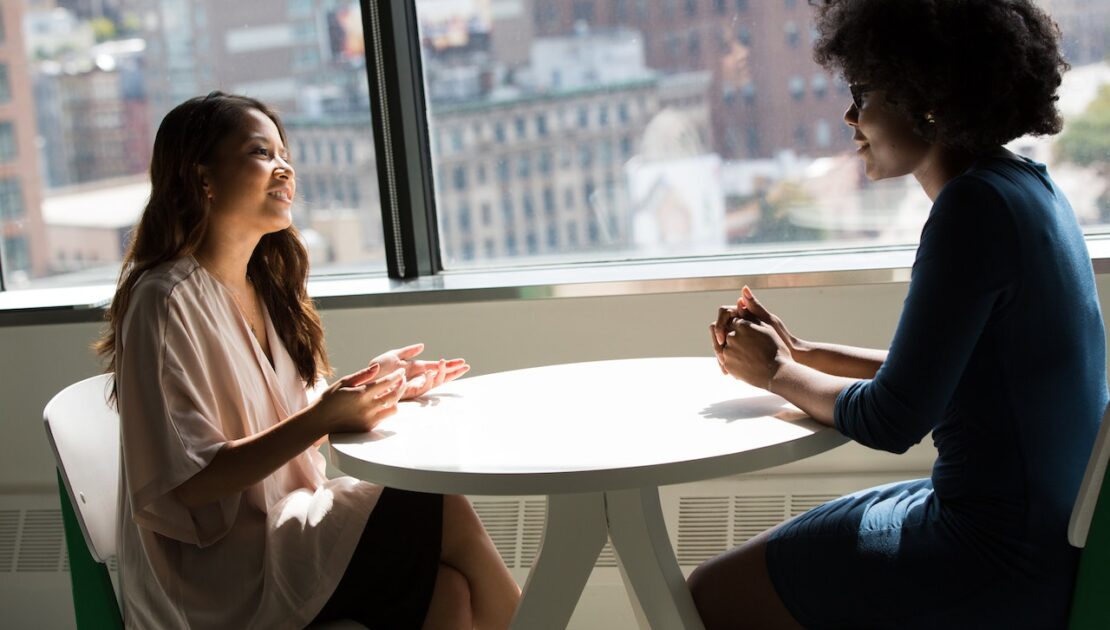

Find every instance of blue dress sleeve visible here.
[835,176,1020,453]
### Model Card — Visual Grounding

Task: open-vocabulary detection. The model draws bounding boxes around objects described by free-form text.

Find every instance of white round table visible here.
[329,357,848,629]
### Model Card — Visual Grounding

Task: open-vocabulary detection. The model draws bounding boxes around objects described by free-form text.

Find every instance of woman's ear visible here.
[196,164,214,200]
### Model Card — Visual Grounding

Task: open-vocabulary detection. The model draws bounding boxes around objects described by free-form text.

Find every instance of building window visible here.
[453,165,467,191]
[0,178,23,220]
[789,76,805,101]
[737,25,751,46]
[785,21,800,48]
[811,73,828,99]
[3,236,28,273]
[0,122,16,162]
[458,204,472,230]
[573,1,596,23]
[0,65,10,103]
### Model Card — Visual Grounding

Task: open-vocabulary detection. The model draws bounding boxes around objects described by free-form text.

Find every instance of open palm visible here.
[371,343,470,400]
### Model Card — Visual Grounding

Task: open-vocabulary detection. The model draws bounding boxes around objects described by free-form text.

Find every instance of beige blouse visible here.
[116,256,381,629]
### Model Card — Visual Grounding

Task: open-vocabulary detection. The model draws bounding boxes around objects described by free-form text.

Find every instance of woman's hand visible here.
[311,364,408,434]
[736,286,808,357]
[370,343,470,400]
[710,314,794,391]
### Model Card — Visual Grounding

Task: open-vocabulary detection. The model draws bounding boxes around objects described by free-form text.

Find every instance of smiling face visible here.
[201,108,296,240]
[843,87,932,181]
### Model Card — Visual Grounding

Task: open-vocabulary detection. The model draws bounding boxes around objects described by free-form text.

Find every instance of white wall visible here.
[2,279,940,493]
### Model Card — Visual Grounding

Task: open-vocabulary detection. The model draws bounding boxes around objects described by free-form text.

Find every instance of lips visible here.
[267,188,293,202]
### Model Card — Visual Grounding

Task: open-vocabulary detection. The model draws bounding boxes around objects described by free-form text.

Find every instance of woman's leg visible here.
[438,495,521,629]
[686,524,802,630]
[421,564,473,630]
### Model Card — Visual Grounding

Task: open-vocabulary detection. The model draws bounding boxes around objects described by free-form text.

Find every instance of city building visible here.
[534,0,857,159]
[0,0,48,282]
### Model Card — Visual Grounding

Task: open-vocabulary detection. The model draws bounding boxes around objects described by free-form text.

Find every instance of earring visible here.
[925,111,936,124]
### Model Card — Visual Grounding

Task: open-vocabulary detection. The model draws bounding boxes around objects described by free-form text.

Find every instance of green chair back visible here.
[58,471,124,629]
[1069,405,1110,629]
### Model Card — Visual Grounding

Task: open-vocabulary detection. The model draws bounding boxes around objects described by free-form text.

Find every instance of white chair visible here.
[44,374,365,629]
[1067,403,1110,628]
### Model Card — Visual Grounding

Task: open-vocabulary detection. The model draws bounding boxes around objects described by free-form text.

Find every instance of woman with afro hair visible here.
[690,0,1107,627]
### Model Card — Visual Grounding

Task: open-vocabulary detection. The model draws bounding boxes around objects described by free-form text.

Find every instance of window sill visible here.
[5,236,1110,326]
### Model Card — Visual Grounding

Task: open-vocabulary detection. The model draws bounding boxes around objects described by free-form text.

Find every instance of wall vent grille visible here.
[17,509,65,573]
[789,494,841,517]
[0,492,845,573]
[676,496,730,565]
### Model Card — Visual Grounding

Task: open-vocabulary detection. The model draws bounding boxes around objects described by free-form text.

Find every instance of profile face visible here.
[203,108,296,237]
[843,87,932,181]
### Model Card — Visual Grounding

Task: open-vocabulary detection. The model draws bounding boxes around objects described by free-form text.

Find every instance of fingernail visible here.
[368,363,380,371]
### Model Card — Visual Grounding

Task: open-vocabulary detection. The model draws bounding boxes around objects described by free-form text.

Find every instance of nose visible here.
[275,155,295,180]
[843,103,859,128]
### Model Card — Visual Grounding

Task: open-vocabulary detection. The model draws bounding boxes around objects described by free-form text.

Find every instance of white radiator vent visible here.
[17,509,65,572]
[0,509,18,572]
[519,499,545,568]
[0,492,847,574]
[733,495,787,545]
[676,496,730,565]
[674,493,844,566]
[596,542,618,568]
[790,494,841,517]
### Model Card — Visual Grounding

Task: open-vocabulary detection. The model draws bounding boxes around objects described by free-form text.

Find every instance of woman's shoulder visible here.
[126,257,205,323]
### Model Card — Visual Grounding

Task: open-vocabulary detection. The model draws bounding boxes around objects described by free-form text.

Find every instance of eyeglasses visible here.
[849,83,871,109]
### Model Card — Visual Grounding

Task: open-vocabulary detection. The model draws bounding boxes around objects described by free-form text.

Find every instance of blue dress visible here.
[766,156,1108,629]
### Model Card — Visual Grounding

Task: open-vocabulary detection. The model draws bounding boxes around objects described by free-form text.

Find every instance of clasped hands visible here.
[710,286,800,391]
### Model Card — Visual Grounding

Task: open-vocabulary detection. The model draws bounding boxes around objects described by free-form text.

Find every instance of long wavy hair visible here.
[96,91,330,399]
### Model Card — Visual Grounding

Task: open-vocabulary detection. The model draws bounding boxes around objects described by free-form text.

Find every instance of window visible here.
[785,21,800,48]
[574,2,597,23]
[4,1,384,289]
[2,1,1107,291]
[0,122,15,162]
[0,178,23,220]
[2,237,27,274]
[789,76,805,100]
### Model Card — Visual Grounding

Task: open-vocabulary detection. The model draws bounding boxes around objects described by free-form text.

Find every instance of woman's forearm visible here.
[793,341,887,379]
[770,360,858,427]
[173,406,327,509]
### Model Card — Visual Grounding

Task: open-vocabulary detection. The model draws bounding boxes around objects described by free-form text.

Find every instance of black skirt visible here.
[311,488,444,629]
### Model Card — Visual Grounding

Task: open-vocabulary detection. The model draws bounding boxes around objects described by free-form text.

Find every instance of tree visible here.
[1057,85,1110,217]
[90,17,117,44]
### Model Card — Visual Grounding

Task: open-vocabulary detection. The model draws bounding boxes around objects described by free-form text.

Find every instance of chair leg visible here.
[58,472,124,629]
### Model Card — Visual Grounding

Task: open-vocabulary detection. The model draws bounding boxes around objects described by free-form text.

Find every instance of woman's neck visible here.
[194,235,258,292]
[913,144,1003,202]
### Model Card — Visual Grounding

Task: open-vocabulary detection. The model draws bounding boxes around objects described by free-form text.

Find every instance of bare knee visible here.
[423,564,472,630]
[686,539,800,630]
[438,564,471,605]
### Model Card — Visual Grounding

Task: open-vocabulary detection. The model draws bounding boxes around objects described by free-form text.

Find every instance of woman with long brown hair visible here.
[98,91,520,629]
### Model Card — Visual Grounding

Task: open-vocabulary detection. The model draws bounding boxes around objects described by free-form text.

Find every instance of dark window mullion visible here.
[360,0,440,279]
